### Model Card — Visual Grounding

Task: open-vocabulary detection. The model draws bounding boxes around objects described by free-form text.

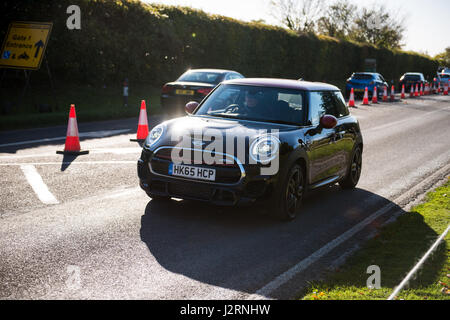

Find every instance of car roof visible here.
[222,78,339,91]
[403,72,424,75]
[185,69,239,74]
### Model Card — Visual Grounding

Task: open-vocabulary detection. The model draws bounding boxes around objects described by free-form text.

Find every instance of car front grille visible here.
[149,147,245,185]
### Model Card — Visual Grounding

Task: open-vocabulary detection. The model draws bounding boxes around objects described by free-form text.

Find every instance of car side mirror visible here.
[185,101,199,115]
[320,115,337,129]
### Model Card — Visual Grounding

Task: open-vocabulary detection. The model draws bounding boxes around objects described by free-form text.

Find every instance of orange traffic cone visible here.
[444,82,449,96]
[372,86,378,104]
[130,100,149,142]
[420,83,423,96]
[348,88,355,107]
[382,86,388,102]
[362,87,370,105]
[390,85,395,101]
[415,84,419,97]
[401,84,405,99]
[57,104,89,155]
[410,85,414,98]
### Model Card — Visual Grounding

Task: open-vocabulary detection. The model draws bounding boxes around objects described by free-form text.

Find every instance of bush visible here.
[1,0,439,88]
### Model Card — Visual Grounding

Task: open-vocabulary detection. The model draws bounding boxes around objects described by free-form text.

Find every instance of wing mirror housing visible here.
[320,115,338,129]
[185,101,199,115]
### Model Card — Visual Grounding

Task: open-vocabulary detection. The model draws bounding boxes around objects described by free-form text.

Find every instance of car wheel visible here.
[274,164,305,221]
[339,147,362,189]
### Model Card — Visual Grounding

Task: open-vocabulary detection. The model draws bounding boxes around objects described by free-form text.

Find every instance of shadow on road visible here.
[139,185,444,299]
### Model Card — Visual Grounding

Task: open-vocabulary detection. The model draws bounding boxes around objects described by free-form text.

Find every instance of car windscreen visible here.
[194,84,305,126]
[178,71,223,84]
[440,74,450,79]
[351,73,374,80]
[404,75,421,81]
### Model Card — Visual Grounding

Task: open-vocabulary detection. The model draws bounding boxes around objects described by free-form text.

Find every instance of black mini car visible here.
[160,69,244,116]
[139,78,363,220]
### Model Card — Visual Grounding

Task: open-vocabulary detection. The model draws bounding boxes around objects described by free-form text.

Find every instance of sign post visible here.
[0,21,52,70]
[0,21,53,111]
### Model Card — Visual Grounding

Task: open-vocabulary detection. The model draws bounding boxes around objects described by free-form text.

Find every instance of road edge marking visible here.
[248,163,450,300]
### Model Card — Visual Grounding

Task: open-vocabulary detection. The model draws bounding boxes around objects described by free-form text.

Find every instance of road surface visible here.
[0,94,449,299]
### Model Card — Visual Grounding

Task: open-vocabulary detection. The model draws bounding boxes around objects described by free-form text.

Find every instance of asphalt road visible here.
[0,94,449,300]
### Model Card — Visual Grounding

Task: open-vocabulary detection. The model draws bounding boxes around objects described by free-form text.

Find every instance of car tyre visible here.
[339,147,362,189]
[273,164,305,221]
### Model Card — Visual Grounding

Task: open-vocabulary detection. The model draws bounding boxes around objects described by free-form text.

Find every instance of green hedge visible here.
[1,0,439,87]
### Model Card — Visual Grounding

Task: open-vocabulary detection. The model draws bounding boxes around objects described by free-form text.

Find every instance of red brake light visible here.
[162,85,172,94]
[197,88,212,96]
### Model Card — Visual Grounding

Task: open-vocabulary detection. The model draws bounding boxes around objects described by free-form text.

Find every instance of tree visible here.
[349,6,406,49]
[435,47,450,66]
[317,0,357,39]
[270,0,324,33]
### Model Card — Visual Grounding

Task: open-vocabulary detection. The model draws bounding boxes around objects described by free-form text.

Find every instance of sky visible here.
[145,0,450,56]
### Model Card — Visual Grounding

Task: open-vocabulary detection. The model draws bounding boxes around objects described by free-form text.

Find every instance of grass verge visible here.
[299,180,450,300]
[0,84,162,131]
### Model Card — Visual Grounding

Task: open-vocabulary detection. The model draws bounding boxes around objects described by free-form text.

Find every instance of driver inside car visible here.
[244,90,273,118]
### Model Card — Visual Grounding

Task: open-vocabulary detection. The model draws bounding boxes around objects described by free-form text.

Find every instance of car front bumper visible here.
[137,149,278,207]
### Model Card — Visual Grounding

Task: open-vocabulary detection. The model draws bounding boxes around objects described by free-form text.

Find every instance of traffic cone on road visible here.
[56,104,89,155]
[130,100,149,142]
[382,86,388,102]
[410,85,414,98]
[372,86,378,104]
[348,88,355,107]
[362,87,370,105]
[390,85,395,101]
[401,84,405,99]
[444,82,449,96]
[420,83,423,96]
[415,84,419,97]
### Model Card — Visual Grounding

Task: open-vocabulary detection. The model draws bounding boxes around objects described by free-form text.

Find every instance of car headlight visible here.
[250,135,280,164]
[145,124,164,148]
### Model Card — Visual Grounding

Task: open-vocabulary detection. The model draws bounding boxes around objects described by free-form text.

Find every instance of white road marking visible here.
[0,148,142,160]
[1,161,136,166]
[0,129,131,148]
[20,165,59,205]
[246,203,398,299]
[364,106,450,134]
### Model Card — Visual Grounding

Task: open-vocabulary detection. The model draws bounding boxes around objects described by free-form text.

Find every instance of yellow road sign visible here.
[0,21,52,70]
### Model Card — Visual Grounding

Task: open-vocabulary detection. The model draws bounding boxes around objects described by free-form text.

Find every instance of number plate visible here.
[169,163,216,182]
[354,88,364,92]
[175,89,195,96]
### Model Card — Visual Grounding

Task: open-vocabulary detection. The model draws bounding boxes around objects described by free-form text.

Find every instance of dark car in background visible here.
[139,78,363,221]
[399,72,427,91]
[160,69,244,116]
[345,72,388,98]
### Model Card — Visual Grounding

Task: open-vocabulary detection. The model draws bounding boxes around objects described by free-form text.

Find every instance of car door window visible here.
[309,91,336,126]
[332,91,350,118]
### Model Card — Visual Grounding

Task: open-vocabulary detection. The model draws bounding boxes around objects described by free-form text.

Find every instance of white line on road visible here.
[1,161,136,166]
[0,129,131,148]
[20,165,59,205]
[364,106,450,134]
[0,148,142,160]
[247,202,398,299]
[244,163,450,300]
